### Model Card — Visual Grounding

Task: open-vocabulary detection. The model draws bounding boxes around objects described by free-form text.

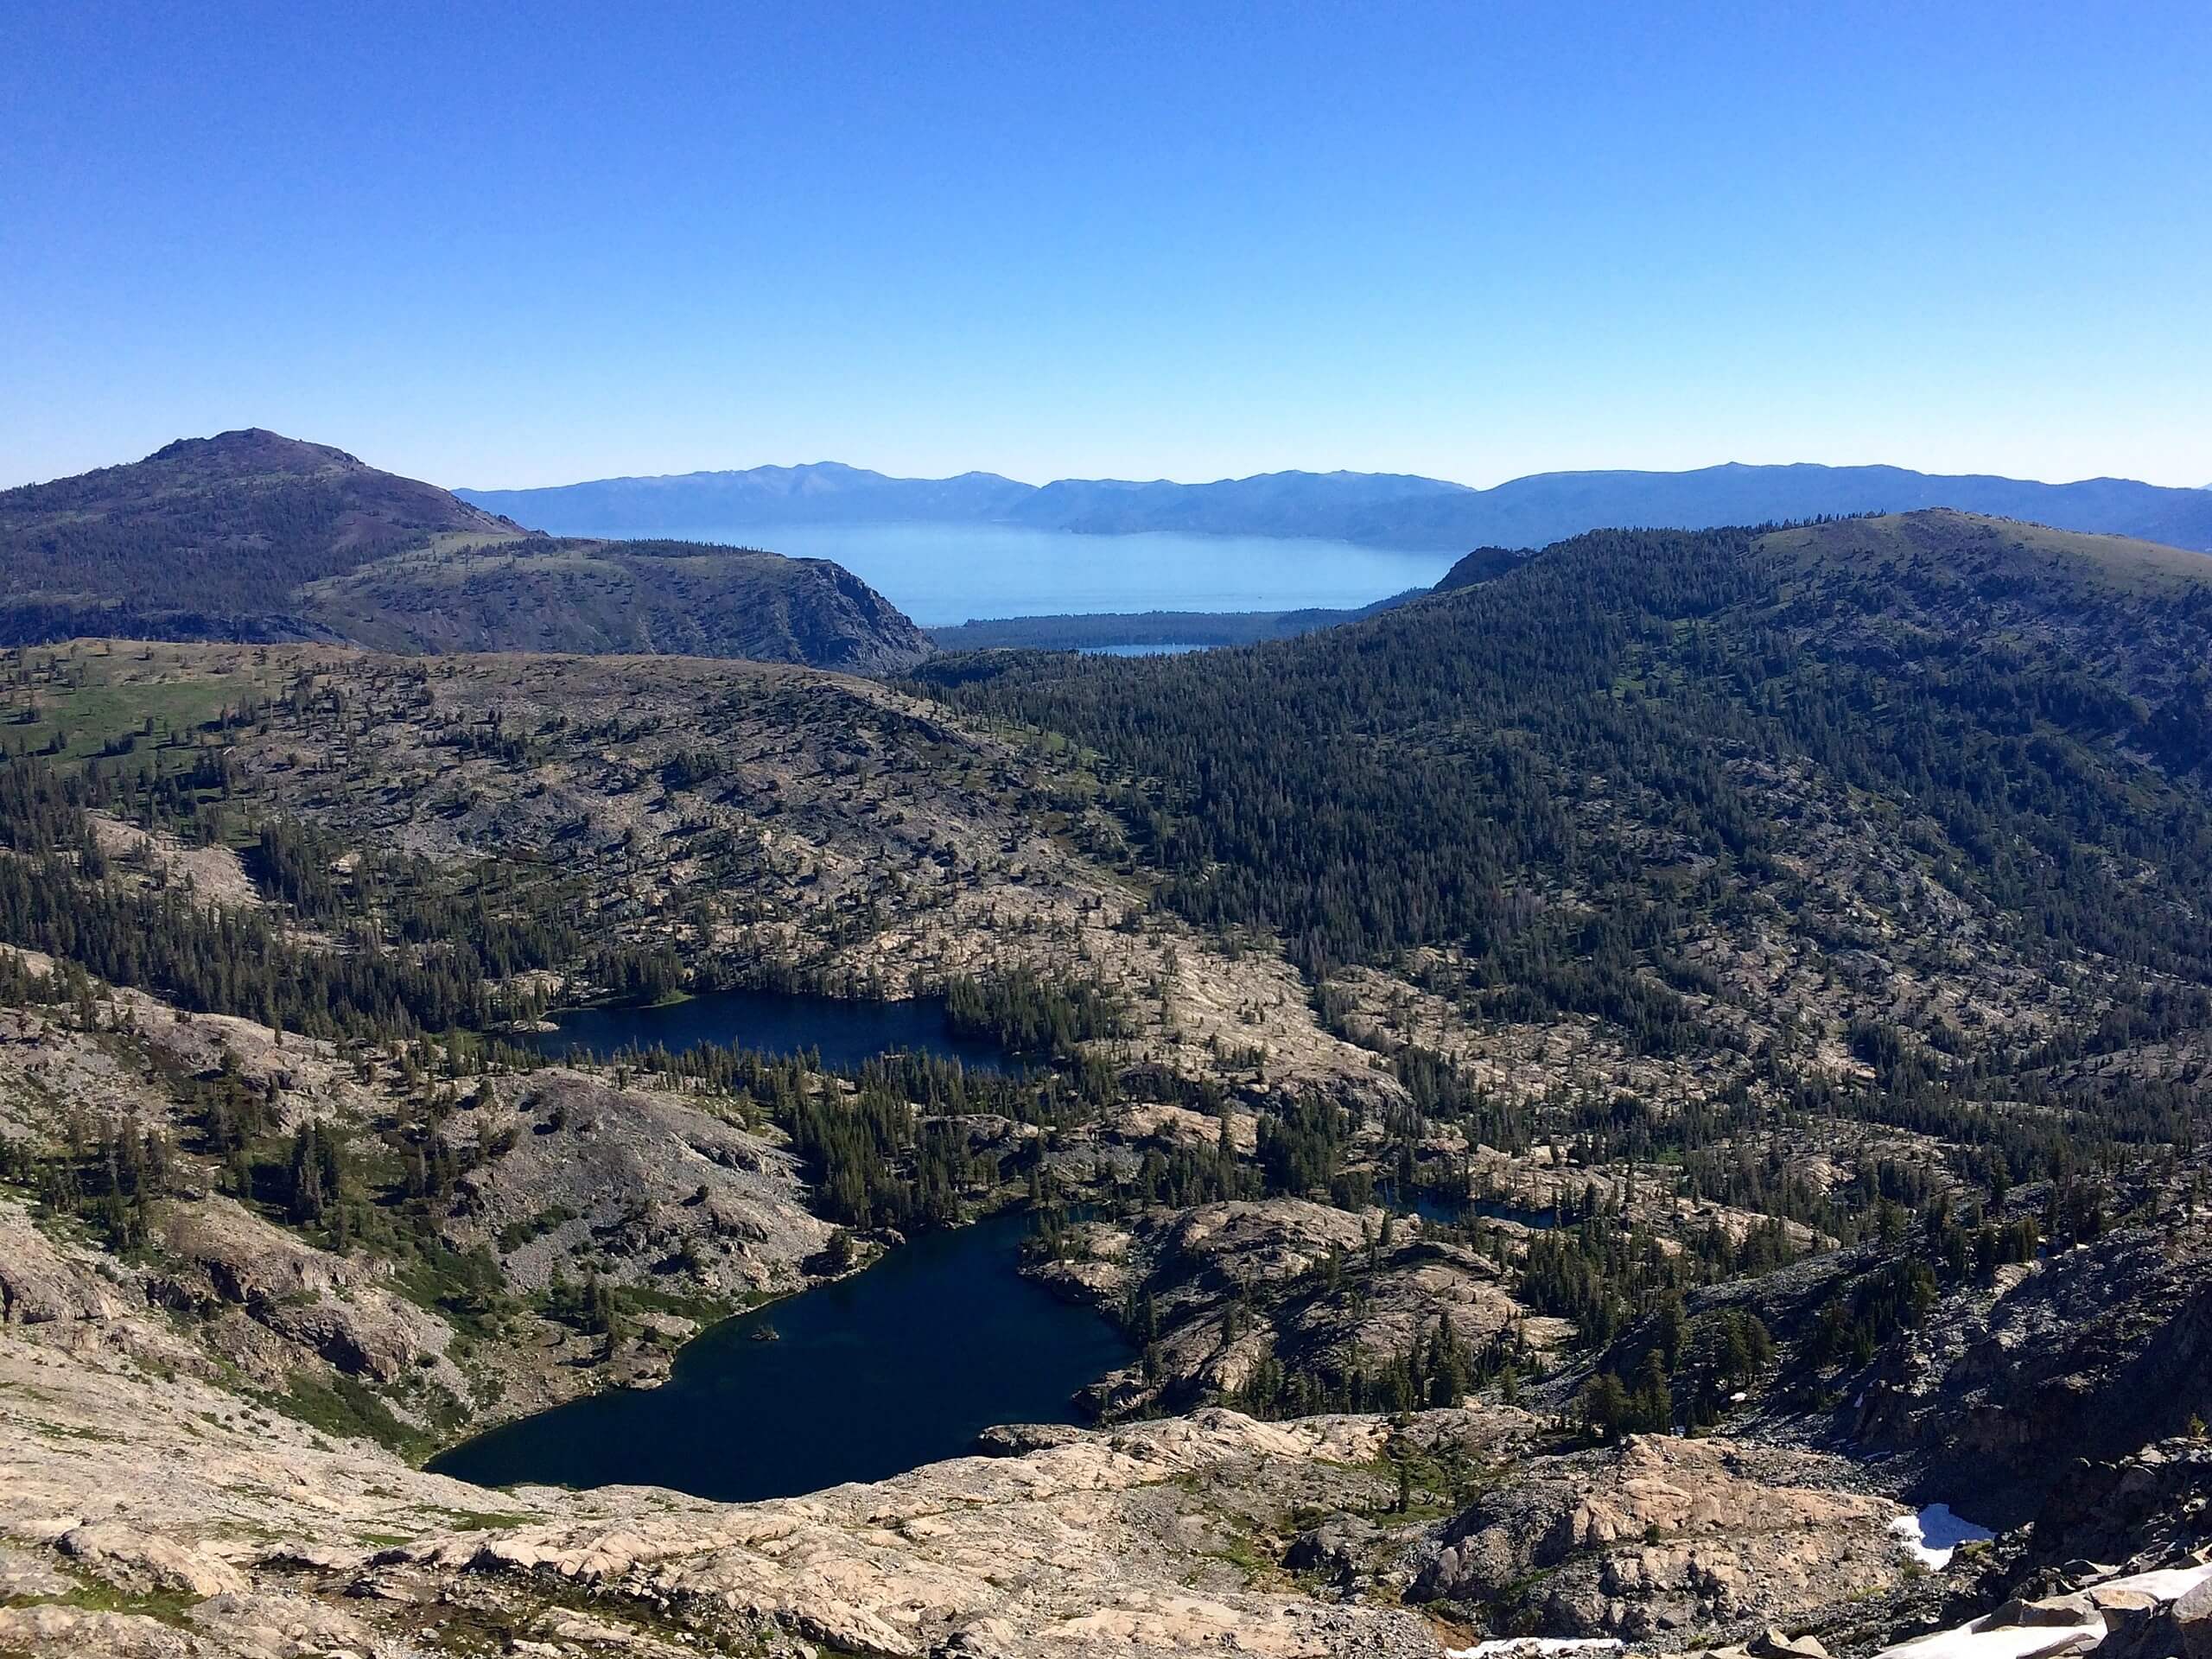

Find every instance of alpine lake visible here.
[432,989,1131,1502]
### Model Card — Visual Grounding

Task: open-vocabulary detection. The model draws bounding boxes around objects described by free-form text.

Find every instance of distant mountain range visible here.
[12,431,2209,680]
[459,461,1035,533]
[459,461,2212,553]
[0,431,932,672]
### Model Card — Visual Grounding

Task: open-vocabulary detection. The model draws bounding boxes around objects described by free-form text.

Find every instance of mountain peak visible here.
[0,431,935,673]
[0,429,517,637]
[146,428,364,472]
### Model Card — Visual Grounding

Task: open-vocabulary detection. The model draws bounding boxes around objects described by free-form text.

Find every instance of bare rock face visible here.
[1853,1226,2212,1503]
[155,1199,350,1306]
[0,1540,73,1598]
[1413,1436,1910,1643]
[57,1518,249,1599]
[444,1071,833,1298]
[2029,1438,2212,1584]
[1165,1198,1381,1281]
[152,1197,450,1385]
[368,1409,1449,1658]
[1038,1198,1532,1419]
[0,1603,204,1657]
[0,1206,133,1326]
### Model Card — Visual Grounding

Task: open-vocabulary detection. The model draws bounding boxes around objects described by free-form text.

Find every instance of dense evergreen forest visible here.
[914,513,2212,1046]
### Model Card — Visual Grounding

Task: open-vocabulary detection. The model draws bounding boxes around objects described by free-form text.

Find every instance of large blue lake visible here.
[639,521,1452,626]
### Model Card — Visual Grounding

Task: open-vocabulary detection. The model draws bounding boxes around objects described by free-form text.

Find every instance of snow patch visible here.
[1877,1617,2101,1659]
[2094,1560,2212,1603]
[1874,1559,2212,1659]
[1890,1503,1995,1569]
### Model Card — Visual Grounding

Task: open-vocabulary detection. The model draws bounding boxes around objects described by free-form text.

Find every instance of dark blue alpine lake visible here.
[429,1210,1130,1503]
[520,986,1011,1073]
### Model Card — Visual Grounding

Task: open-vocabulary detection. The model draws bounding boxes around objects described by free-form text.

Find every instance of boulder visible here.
[972,1421,1085,1456]
[1983,1594,2100,1630]
[2175,1575,2212,1659]
[1751,1630,1830,1659]
[58,1518,249,1599]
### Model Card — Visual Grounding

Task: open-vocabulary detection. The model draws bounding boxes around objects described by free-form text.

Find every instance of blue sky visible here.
[3,1,2206,491]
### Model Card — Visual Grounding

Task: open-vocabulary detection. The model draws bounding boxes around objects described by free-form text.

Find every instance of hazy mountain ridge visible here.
[0,431,935,671]
[463,457,2212,552]
[458,459,1035,533]
[995,468,1475,542]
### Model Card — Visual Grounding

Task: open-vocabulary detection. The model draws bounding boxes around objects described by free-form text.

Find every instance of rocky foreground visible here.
[6,1213,2211,1659]
[3,1154,2207,1659]
[1,976,2209,1656]
[0,1280,1871,1659]
[0,1196,1923,1657]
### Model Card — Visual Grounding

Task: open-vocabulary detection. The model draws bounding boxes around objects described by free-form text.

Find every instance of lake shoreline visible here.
[428,1205,1133,1503]
[577,519,1454,626]
[517,983,1015,1073]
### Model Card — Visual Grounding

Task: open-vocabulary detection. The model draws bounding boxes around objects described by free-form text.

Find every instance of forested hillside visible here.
[296,537,934,672]
[0,429,520,636]
[915,510,2212,1098]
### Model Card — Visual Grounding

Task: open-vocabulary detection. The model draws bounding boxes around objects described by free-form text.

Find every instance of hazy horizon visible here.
[445,454,2199,498]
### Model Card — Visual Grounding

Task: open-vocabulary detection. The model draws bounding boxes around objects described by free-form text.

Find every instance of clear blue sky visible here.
[4,1,2207,492]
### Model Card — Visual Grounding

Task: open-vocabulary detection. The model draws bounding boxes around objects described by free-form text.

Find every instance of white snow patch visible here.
[1448,1642,1625,1659]
[1876,1618,2101,1659]
[1874,1558,2212,1659]
[2094,1559,2212,1604]
[1890,1503,1996,1569]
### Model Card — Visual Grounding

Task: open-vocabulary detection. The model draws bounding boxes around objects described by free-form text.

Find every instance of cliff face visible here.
[1848,1229,2212,1503]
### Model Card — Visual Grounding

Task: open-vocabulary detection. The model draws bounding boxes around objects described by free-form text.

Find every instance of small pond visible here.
[1386,1186,1560,1230]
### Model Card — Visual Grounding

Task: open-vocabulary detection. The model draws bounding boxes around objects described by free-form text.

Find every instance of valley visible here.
[1,488,2210,1658]
[10,8,2210,1653]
